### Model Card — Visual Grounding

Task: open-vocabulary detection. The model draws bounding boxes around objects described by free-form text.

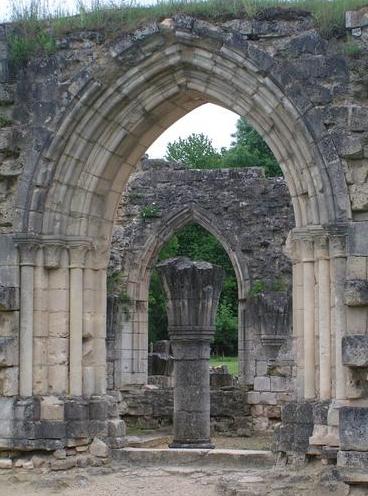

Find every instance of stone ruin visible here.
[0,5,367,486]
[108,159,295,435]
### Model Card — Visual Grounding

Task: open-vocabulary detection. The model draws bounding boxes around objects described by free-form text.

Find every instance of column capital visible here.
[16,240,40,266]
[43,242,66,269]
[315,235,330,260]
[69,244,90,269]
[301,238,315,262]
[329,234,347,259]
[86,246,110,270]
[157,257,224,340]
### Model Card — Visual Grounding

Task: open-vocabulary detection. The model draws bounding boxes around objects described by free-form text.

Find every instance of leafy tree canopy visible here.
[164,117,283,177]
[165,132,222,169]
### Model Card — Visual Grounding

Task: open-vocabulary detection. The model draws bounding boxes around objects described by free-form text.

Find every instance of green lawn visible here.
[210,356,239,376]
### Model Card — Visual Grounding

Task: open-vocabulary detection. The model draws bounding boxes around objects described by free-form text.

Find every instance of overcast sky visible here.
[0,1,239,157]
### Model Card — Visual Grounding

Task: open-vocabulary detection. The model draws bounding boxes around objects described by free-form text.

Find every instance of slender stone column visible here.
[157,257,224,449]
[18,242,38,397]
[69,245,88,396]
[290,237,305,400]
[316,236,331,400]
[330,235,347,400]
[302,239,316,400]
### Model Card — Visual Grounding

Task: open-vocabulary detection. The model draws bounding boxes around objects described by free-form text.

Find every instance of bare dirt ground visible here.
[0,459,355,496]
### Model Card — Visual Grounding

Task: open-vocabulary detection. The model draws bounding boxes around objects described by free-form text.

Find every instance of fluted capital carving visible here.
[157,257,224,342]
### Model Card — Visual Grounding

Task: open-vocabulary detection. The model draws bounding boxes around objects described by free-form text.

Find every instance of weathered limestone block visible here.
[337,450,368,468]
[0,337,17,367]
[346,8,368,29]
[0,367,18,396]
[344,280,368,306]
[342,335,368,367]
[40,396,64,421]
[90,437,109,458]
[0,286,18,311]
[339,407,368,451]
[210,368,233,388]
[274,401,314,454]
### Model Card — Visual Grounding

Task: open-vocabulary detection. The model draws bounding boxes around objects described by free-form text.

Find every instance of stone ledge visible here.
[112,447,274,468]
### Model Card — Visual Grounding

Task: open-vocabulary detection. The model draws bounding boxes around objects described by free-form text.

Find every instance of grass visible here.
[210,356,239,376]
[6,0,368,64]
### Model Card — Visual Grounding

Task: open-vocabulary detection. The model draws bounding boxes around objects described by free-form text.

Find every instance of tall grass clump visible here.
[6,0,368,64]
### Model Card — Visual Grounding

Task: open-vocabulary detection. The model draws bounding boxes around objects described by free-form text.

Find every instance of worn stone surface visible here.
[89,438,110,458]
[339,407,368,451]
[342,335,368,368]
[344,280,368,306]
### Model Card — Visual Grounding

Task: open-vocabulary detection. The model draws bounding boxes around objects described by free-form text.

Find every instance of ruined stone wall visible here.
[108,159,295,389]
[0,5,367,467]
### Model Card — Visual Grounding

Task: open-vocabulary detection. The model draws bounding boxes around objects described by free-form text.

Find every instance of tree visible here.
[148,224,238,355]
[222,117,282,177]
[165,133,221,169]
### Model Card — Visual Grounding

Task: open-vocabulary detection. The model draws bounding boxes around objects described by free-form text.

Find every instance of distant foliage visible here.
[148,224,238,355]
[166,133,222,169]
[222,118,283,177]
[165,117,283,177]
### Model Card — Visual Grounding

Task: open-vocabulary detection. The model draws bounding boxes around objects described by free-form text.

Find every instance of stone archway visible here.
[0,10,366,458]
[108,160,294,391]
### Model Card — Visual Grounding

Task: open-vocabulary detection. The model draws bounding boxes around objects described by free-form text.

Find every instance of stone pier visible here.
[157,257,224,449]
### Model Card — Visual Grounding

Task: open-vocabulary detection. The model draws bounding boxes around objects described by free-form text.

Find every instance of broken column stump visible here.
[157,257,224,449]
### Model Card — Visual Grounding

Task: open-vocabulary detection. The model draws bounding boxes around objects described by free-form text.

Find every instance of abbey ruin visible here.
[0,3,368,492]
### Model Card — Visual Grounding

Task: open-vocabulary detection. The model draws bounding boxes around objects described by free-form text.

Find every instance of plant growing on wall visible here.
[141,204,161,220]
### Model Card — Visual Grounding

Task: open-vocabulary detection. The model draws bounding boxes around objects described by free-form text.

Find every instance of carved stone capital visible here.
[17,241,39,266]
[87,246,110,270]
[301,239,315,262]
[69,244,89,269]
[43,243,66,269]
[315,235,330,260]
[329,235,347,259]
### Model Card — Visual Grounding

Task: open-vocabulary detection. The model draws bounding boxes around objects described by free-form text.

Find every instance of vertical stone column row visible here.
[291,227,348,404]
[17,238,108,398]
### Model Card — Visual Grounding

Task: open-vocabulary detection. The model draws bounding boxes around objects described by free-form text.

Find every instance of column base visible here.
[169,440,215,449]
